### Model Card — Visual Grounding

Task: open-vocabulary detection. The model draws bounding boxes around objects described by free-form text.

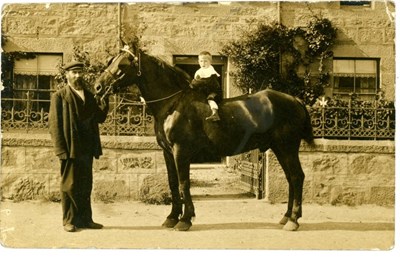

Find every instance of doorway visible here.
[173,55,227,164]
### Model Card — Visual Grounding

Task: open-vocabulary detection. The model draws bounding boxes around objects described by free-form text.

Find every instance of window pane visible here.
[334,77,354,91]
[333,58,378,96]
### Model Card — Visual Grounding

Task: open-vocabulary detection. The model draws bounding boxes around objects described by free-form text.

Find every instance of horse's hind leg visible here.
[272,144,304,231]
[162,150,182,228]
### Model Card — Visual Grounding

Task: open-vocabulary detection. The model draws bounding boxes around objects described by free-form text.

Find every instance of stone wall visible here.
[1,134,395,206]
[1,2,395,100]
[266,139,395,206]
[0,133,165,202]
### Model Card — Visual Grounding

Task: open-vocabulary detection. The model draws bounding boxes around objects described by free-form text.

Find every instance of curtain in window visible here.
[14,55,62,75]
[333,59,376,78]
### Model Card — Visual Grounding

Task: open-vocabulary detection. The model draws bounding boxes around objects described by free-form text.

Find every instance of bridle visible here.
[98,45,141,101]
[100,45,183,104]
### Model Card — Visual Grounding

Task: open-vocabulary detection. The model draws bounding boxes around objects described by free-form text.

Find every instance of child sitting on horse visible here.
[190,51,221,122]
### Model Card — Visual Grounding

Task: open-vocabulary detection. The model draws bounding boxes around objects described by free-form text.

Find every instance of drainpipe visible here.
[277,1,281,24]
[118,2,122,47]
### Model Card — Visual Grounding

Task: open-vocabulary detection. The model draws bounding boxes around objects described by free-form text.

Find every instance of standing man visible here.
[49,60,109,232]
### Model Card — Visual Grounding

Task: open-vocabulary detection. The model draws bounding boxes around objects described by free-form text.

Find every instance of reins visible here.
[143,90,183,104]
[121,45,183,105]
[105,45,183,105]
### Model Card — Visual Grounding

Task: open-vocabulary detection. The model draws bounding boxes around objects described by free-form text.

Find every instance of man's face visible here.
[198,55,212,68]
[66,70,84,90]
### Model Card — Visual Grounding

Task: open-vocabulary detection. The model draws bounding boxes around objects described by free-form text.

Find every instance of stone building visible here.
[1,1,396,100]
[0,1,396,205]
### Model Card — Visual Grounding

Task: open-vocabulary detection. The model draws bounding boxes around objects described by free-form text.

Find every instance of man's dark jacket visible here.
[49,85,108,160]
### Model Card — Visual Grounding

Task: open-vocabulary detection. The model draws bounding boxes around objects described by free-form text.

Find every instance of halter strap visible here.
[122,45,141,76]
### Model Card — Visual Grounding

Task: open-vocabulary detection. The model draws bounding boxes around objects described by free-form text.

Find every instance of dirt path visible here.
[0,199,395,251]
[0,165,397,255]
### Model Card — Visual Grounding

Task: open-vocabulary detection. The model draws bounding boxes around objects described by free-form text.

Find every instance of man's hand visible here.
[95,95,109,111]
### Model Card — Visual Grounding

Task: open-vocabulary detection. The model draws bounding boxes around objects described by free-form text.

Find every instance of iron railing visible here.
[309,101,395,140]
[1,92,395,140]
[1,90,155,136]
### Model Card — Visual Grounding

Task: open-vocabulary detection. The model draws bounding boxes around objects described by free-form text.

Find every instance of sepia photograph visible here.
[0,0,397,255]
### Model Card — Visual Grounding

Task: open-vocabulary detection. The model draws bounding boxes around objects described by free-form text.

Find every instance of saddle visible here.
[189,74,221,102]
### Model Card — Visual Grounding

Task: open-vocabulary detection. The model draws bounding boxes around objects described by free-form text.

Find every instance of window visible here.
[12,53,62,111]
[333,58,379,97]
[340,1,371,7]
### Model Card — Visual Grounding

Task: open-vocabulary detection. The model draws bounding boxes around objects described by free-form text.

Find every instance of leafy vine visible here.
[221,17,337,105]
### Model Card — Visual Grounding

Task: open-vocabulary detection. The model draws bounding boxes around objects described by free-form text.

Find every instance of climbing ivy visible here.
[221,17,337,105]
[54,46,108,94]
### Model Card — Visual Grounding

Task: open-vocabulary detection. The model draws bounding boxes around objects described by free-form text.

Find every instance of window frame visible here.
[10,52,63,112]
[332,57,380,97]
[340,1,371,7]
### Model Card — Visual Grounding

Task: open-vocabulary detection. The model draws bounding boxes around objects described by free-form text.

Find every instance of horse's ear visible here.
[107,56,115,66]
[120,38,128,48]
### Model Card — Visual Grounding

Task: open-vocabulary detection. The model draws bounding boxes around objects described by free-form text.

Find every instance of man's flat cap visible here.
[63,61,84,71]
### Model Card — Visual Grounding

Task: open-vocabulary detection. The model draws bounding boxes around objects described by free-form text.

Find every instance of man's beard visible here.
[70,78,84,90]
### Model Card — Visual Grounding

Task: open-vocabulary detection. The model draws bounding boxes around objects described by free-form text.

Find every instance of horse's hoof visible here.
[283,219,299,231]
[279,216,289,225]
[162,218,179,228]
[173,220,192,231]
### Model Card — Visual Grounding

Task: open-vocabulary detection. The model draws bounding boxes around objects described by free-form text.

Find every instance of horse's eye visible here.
[118,58,131,69]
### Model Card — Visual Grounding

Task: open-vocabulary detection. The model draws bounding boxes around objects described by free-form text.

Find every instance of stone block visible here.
[311,153,348,176]
[93,174,130,202]
[128,174,140,200]
[93,156,118,174]
[25,147,58,173]
[369,186,395,206]
[1,174,49,202]
[358,28,384,43]
[349,154,394,176]
[1,147,25,171]
[117,152,156,174]
[340,187,367,206]
[139,173,171,205]
[48,174,61,202]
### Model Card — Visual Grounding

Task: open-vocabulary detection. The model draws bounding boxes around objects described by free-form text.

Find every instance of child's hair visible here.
[199,51,212,60]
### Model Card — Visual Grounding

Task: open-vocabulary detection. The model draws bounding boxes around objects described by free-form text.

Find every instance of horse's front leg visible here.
[161,150,182,228]
[173,147,195,231]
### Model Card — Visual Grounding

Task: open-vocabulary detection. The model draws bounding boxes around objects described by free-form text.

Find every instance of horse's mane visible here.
[144,52,192,89]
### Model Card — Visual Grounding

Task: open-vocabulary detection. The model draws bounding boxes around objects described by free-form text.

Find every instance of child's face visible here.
[198,55,212,68]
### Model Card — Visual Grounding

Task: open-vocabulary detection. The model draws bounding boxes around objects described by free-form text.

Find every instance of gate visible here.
[237,149,266,199]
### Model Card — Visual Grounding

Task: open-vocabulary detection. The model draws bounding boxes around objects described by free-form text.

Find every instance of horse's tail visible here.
[297,99,315,147]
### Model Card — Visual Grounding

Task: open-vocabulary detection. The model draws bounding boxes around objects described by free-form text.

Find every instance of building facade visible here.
[1,1,396,103]
[0,2,396,204]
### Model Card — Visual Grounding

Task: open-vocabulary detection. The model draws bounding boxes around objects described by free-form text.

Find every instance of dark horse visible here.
[95,45,315,231]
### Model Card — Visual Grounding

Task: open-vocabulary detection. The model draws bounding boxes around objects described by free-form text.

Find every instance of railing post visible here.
[142,102,146,135]
[113,94,118,136]
[26,91,31,133]
[348,98,351,140]
[374,100,378,140]
[321,105,325,139]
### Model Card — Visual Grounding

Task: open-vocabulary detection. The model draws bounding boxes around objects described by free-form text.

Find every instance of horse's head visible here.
[95,45,141,99]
